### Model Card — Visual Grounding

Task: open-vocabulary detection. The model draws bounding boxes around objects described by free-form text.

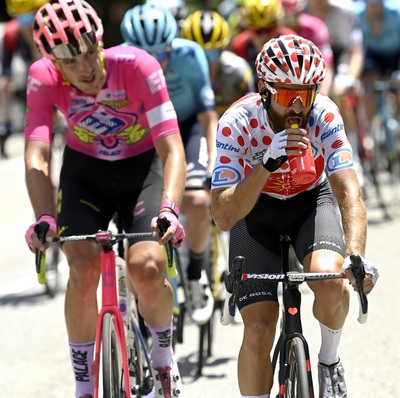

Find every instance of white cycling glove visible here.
[342,255,379,286]
[262,130,288,172]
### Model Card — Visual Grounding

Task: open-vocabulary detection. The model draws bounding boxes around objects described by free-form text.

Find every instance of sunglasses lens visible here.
[152,51,170,62]
[274,88,316,107]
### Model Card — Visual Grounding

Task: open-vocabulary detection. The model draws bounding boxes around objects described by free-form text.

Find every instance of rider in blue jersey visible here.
[121,3,218,326]
[356,0,400,125]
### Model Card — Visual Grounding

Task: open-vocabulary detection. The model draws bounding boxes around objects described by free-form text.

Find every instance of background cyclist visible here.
[229,0,295,90]
[211,34,379,398]
[280,0,334,96]
[24,1,186,397]
[180,10,255,116]
[0,0,47,158]
[121,3,217,326]
[307,0,366,188]
[356,0,400,125]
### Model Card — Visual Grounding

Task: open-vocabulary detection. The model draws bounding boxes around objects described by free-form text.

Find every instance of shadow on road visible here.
[0,287,65,306]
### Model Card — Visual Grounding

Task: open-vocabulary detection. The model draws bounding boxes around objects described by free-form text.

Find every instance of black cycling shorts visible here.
[229,179,346,309]
[57,147,162,246]
[180,115,208,181]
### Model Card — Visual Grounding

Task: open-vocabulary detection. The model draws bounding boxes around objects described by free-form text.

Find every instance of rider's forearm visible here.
[339,196,367,257]
[212,162,269,231]
[155,134,186,207]
[24,140,55,219]
[198,110,219,173]
[331,170,367,256]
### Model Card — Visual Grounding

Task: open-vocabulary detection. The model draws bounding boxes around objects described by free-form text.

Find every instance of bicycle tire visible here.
[45,243,60,298]
[370,114,400,218]
[102,313,124,398]
[283,337,310,398]
[197,308,215,376]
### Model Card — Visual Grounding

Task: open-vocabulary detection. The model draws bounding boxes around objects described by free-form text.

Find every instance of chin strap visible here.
[259,89,270,111]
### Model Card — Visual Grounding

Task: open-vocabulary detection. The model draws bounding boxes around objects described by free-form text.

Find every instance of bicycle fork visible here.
[277,285,314,398]
[92,249,131,398]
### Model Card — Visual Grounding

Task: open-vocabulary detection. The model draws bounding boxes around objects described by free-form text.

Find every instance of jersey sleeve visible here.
[24,59,57,143]
[314,98,354,177]
[211,117,246,190]
[126,50,179,142]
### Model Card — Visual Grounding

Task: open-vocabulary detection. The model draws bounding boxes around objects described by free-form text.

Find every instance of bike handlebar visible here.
[33,218,177,281]
[221,254,368,326]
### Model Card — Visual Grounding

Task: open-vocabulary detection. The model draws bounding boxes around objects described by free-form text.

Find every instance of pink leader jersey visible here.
[211,93,354,200]
[24,45,179,161]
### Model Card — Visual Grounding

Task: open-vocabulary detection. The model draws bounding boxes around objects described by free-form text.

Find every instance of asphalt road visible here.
[1,133,399,398]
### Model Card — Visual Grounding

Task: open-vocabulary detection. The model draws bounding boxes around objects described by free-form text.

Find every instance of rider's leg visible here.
[63,241,101,398]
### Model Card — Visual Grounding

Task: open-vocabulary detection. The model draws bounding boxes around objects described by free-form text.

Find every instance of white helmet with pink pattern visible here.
[255,34,326,85]
[33,0,103,60]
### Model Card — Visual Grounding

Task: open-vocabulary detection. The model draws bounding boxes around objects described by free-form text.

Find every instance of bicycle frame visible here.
[35,224,166,397]
[222,234,368,398]
[91,233,130,398]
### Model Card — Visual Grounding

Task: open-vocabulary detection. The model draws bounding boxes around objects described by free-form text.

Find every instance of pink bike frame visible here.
[91,233,131,398]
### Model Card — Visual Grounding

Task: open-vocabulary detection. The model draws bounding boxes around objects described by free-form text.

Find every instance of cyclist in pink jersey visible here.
[212,34,378,398]
[280,0,334,95]
[23,1,186,397]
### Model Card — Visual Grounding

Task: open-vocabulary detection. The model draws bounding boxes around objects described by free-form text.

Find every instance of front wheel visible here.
[284,337,310,398]
[102,313,124,398]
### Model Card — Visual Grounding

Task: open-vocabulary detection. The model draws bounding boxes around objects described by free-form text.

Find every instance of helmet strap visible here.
[259,88,271,111]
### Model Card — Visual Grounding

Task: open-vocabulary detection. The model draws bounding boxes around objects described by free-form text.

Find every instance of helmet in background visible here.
[121,4,178,52]
[146,0,188,29]
[6,0,48,16]
[255,34,326,84]
[181,10,231,50]
[33,0,103,60]
[239,0,284,29]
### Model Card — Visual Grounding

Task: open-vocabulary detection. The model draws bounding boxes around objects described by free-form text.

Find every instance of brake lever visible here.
[34,221,49,284]
[350,254,368,324]
[157,216,177,278]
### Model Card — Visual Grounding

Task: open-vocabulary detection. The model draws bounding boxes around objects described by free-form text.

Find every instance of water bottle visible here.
[288,124,316,185]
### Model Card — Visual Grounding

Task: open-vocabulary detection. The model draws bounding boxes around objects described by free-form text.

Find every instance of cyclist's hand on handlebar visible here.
[25,214,57,252]
[151,211,185,248]
[342,255,379,295]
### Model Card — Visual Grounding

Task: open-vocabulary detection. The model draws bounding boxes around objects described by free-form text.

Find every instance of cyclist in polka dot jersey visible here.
[212,35,379,398]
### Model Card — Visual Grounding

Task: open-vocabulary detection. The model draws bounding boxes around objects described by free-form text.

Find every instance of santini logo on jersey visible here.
[321,123,344,142]
[216,140,240,152]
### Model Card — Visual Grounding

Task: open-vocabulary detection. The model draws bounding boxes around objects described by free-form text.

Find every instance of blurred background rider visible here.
[121,3,218,326]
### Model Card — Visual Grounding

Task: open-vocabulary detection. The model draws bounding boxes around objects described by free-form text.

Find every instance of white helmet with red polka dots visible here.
[255,34,326,85]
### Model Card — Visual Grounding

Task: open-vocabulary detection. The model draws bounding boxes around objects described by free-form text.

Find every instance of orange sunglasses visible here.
[265,83,317,107]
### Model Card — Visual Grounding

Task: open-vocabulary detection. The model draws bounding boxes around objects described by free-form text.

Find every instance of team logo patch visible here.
[326,149,353,173]
[212,166,241,186]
